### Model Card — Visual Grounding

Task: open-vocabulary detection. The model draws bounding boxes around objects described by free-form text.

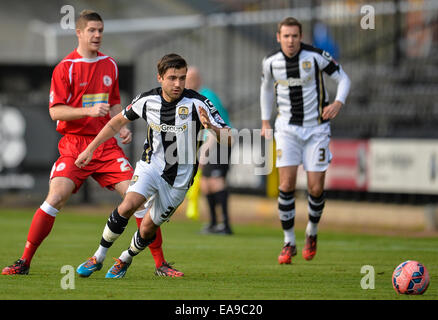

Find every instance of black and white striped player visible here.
[260,17,350,264]
[75,53,231,278]
[124,86,227,189]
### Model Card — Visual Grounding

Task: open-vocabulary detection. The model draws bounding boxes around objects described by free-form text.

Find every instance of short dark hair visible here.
[76,10,103,30]
[277,17,302,34]
[157,53,187,77]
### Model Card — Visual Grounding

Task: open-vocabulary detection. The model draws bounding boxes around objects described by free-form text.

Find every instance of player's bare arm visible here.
[198,106,232,146]
[75,112,131,168]
[110,104,132,144]
[109,103,123,118]
[49,103,110,121]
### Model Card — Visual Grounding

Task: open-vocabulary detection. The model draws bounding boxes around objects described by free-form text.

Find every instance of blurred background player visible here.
[74,54,231,278]
[260,17,350,264]
[185,66,233,235]
[2,10,179,277]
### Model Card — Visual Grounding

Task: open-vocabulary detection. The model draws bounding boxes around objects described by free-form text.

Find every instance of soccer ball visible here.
[392,260,430,295]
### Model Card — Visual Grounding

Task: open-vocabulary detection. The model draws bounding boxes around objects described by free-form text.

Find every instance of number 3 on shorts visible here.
[318,148,326,162]
[161,206,176,220]
[117,157,132,172]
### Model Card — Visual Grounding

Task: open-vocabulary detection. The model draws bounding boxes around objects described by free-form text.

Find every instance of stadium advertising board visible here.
[368,139,438,194]
[326,139,369,191]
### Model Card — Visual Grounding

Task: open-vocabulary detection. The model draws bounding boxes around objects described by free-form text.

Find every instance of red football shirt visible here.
[49,49,121,136]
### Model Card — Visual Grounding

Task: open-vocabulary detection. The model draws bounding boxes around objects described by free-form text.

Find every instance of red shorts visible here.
[50,134,134,193]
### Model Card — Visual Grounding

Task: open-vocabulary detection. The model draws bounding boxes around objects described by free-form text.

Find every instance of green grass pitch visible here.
[0,208,437,300]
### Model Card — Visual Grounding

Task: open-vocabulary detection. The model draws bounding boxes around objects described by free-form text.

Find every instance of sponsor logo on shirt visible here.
[147,107,160,113]
[275,75,312,87]
[82,93,109,108]
[149,121,188,133]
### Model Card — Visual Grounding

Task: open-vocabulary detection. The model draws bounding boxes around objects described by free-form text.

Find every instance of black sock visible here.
[308,192,325,224]
[214,190,229,227]
[206,194,217,226]
[100,208,129,248]
[128,230,157,257]
[278,190,295,230]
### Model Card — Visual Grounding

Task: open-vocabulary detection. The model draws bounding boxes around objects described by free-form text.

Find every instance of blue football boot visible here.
[105,258,131,279]
[76,256,103,277]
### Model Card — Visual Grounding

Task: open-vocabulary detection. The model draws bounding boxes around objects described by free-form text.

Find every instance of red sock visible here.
[149,227,165,268]
[21,208,56,266]
[135,217,142,229]
[135,217,165,267]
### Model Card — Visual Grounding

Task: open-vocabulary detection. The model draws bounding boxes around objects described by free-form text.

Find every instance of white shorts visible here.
[127,160,187,226]
[274,118,332,171]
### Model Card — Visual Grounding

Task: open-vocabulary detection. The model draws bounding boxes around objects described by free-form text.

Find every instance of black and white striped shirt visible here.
[123,87,228,188]
[260,43,350,127]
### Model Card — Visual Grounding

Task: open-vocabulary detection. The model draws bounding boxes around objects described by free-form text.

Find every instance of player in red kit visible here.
[2,10,183,277]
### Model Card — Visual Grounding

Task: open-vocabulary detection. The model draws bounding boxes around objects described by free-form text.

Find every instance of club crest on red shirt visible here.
[103,75,112,87]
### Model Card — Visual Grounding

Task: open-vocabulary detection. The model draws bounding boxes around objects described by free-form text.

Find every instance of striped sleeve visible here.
[314,51,351,105]
[123,93,147,121]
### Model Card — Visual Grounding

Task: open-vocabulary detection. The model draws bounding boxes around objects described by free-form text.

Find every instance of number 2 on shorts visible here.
[117,157,131,172]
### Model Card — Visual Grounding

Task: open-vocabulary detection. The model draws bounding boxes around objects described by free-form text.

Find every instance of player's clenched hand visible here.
[198,107,212,129]
[119,126,132,144]
[75,149,93,168]
[88,103,110,118]
[322,100,343,120]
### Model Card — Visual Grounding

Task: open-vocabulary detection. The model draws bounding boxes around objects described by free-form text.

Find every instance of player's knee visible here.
[45,193,68,210]
[279,182,295,193]
[308,186,324,199]
[139,220,158,240]
[118,201,139,218]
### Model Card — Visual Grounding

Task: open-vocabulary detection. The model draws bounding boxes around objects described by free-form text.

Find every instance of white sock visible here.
[119,250,133,264]
[93,245,108,263]
[283,227,296,246]
[40,201,59,217]
[306,222,318,236]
